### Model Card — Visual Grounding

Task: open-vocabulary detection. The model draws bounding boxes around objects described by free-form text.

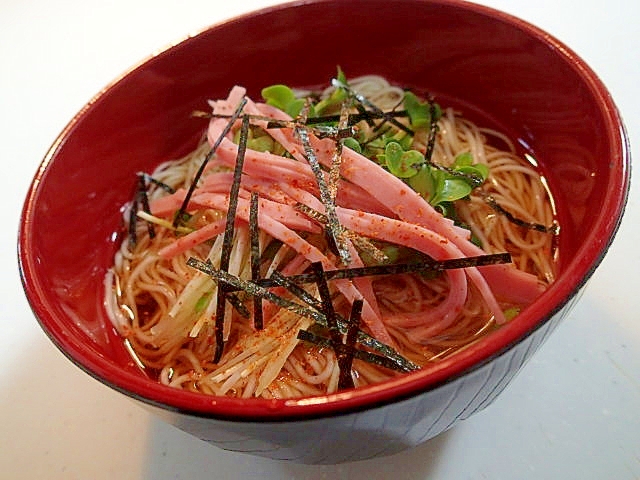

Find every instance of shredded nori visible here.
[268,271,322,312]
[328,101,351,201]
[138,172,176,194]
[424,101,439,163]
[136,174,156,240]
[265,271,418,373]
[296,328,413,373]
[311,262,342,346]
[188,259,419,373]
[173,97,248,229]
[337,298,362,390]
[213,111,250,363]
[257,252,512,288]
[483,194,560,234]
[128,196,139,248]
[293,202,388,263]
[295,122,351,265]
[187,257,325,323]
[223,292,251,319]
[249,191,263,330]
[128,172,179,248]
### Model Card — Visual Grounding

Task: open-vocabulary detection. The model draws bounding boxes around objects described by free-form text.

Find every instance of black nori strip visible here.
[187,257,325,323]
[424,101,439,163]
[263,119,356,141]
[314,126,358,141]
[268,271,321,312]
[430,163,485,188]
[337,298,362,390]
[423,102,484,187]
[295,123,351,264]
[265,111,408,129]
[355,103,375,128]
[137,174,155,239]
[328,101,350,201]
[342,231,389,264]
[311,262,342,346]
[173,97,247,228]
[296,329,412,373]
[213,112,250,363]
[345,299,362,350]
[484,195,559,234]
[332,78,414,136]
[293,202,327,224]
[224,292,251,319]
[293,202,387,262]
[260,239,284,264]
[249,191,263,330]
[195,110,406,128]
[360,124,393,148]
[292,203,341,258]
[138,172,176,194]
[257,252,512,287]
[128,196,139,248]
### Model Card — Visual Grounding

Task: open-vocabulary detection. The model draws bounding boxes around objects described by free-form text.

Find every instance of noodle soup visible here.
[105,75,558,399]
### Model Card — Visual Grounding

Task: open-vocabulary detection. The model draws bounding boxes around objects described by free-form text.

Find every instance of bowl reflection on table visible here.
[18,0,629,464]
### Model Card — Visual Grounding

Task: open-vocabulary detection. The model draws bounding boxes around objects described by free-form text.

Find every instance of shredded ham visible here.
[247,101,543,309]
[148,86,546,348]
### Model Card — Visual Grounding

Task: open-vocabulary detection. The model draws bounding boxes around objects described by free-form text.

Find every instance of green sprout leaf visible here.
[261,84,305,118]
[454,151,473,166]
[403,91,442,128]
[381,141,424,178]
[452,152,489,186]
[315,66,349,114]
[407,164,435,198]
[436,177,473,204]
[403,91,429,128]
[343,137,362,153]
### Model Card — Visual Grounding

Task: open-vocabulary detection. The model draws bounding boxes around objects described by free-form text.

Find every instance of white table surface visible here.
[2,0,638,478]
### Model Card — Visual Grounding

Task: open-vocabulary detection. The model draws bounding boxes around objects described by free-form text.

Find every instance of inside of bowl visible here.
[20,0,628,409]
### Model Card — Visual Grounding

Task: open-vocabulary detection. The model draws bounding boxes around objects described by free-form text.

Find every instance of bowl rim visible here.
[18,0,631,421]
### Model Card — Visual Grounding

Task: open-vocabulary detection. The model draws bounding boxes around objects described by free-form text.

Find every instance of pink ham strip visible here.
[203,173,293,206]
[250,102,542,311]
[208,134,317,187]
[251,100,395,218]
[209,98,395,218]
[149,188,319,234]
[191,192,321,234]
[150,190,320,260]
[280,182,469,334]
[336,208,478,338]
[158,217,226,259]
[207,129,395,218]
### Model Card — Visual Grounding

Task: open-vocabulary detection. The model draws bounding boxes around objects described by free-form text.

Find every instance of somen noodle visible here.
[104,74,558,399]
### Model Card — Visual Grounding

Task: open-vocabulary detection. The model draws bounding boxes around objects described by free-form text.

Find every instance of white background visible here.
[2,0,638,478]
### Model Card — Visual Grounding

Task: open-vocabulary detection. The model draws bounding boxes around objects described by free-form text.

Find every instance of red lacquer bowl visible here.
[18,0,630,464]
